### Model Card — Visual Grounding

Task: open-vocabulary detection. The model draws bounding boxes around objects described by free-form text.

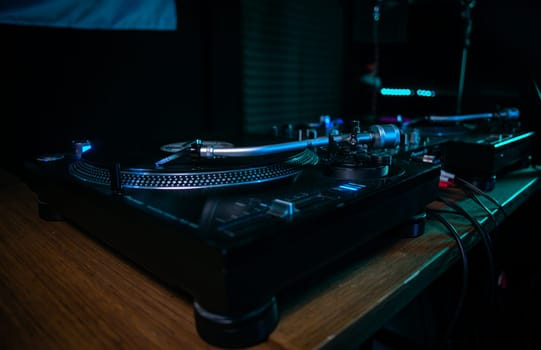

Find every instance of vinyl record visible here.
[68,139,319,190]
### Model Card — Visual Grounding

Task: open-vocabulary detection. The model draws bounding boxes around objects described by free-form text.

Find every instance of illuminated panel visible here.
[380,88,436,97]
[334,183,366,192]
[494,131,535,148]
[380,88,413,96]
[416,89,436,97]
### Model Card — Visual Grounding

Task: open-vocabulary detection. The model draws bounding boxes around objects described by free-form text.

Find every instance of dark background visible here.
[1,1,540,348]
[1,0,540,173]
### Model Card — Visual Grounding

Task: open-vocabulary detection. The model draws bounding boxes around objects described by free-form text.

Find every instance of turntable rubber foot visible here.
[193,297,279,348]
[399,211,427,238]
[38,198,64,221]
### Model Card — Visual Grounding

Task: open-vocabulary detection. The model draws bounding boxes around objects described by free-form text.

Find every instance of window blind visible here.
[242,0,344,134]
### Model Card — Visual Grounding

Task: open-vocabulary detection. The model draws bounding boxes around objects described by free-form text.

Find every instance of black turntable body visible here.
[440,130,535,190]
[24,124,441,348]
[396,108,537,191]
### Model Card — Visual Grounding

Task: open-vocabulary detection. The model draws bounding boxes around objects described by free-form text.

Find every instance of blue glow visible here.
[380,88,413,96]
[0,1,177,31]
[336,183,366,192]
[494,131,535,148]
[37,154,64,162]
[321,115,331,125]
[380,88,436,97]
[501,178,539,208]
[534,79,541,102]
[416,89,436,97]
[82,144,92,153]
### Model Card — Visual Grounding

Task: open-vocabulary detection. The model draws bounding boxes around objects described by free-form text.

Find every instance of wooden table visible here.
[1,166,539,350]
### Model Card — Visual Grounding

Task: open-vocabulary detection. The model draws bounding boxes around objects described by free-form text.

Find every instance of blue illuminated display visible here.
[494,132,535,148]
[380,87,436,97]
[416,89,436,97]
[335,183,366,192]
[380,88,413,96]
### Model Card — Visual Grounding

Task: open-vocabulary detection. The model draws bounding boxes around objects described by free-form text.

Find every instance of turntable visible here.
[388,107,536,191]
[24,122,441,348]
[441,130,535,191]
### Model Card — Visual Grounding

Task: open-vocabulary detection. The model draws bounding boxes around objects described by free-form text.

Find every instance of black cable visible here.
[468,192,498,227]
[437,196,494,253]
[436,196,496,307]
[467,191,505,262]
[454,162,541,220]
[426,209,469,350]
[453,176,508,219]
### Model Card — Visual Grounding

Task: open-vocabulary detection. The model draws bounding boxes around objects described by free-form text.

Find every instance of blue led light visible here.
[494,131,535,148]
[336,183,366,192]
[380,88,413,96]
[416,89,436,97]
[82,144,92,153]
[380,88,436,97]
[37,154,64,162]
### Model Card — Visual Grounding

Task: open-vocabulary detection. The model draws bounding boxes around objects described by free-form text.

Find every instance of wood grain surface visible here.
[0,166,539,350]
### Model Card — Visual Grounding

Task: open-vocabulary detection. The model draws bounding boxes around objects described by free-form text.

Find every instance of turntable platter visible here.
[69,141,319,190]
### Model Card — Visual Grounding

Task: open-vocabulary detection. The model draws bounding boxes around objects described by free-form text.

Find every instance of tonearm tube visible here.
[192,124,400,159]
[426,107,519,123]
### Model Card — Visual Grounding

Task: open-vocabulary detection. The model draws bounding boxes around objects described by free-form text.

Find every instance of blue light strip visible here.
[416,89,436,97]
[501,178,539,208]
[494,131,534,148]
[380,87,436,97]
[380,88,413,96]
[336,183,366,192]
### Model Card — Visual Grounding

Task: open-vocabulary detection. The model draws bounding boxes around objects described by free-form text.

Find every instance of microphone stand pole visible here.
[456,0,476,114]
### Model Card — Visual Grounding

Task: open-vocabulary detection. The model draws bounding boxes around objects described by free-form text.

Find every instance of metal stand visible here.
[456,0,476,114]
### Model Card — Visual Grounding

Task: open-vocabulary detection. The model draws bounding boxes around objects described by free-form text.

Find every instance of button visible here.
[268,199,295,218]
